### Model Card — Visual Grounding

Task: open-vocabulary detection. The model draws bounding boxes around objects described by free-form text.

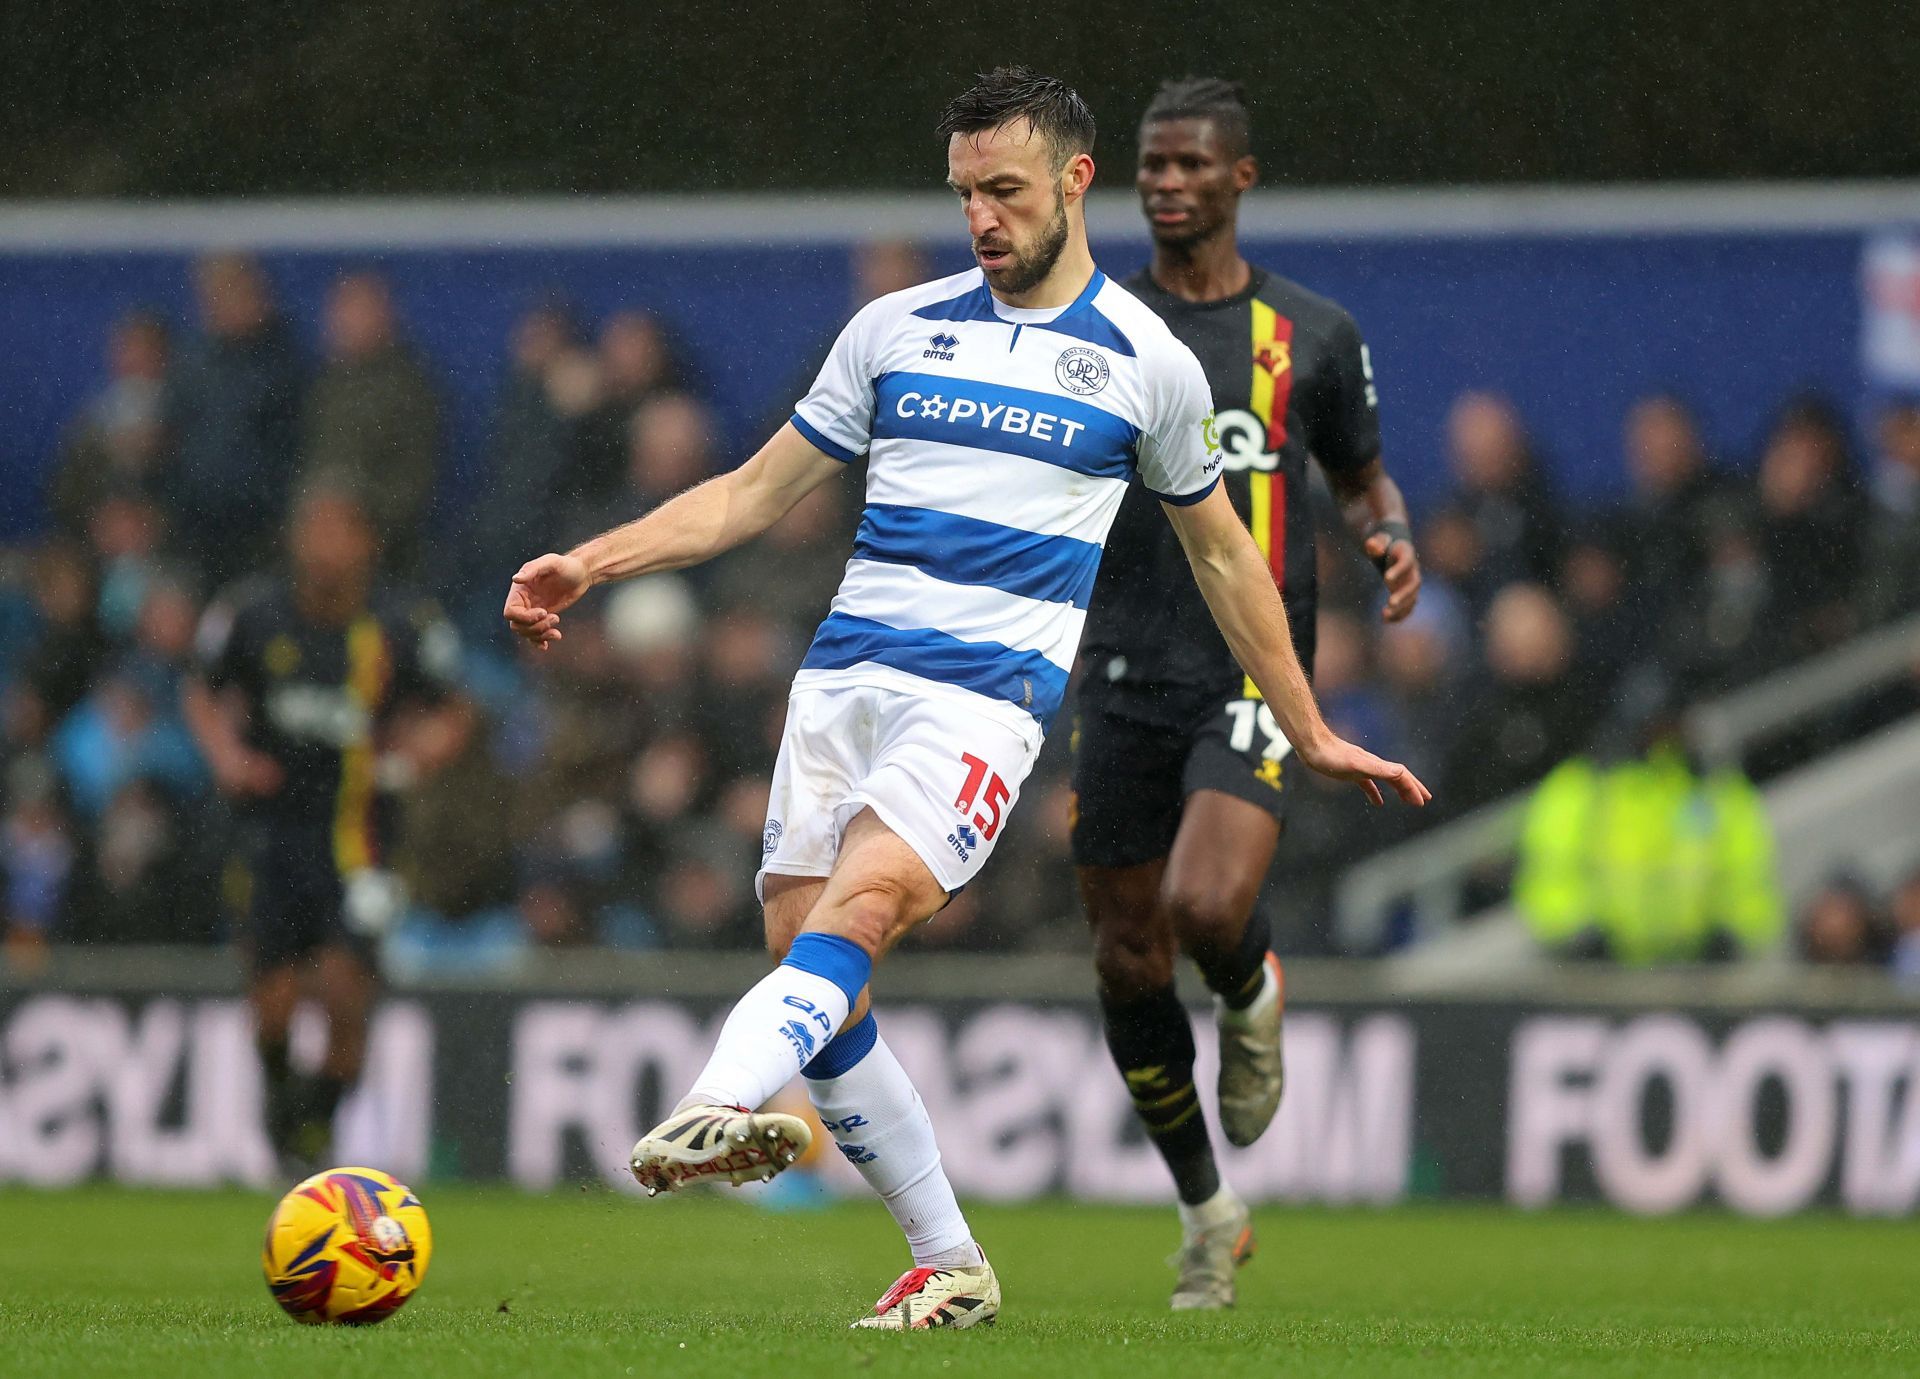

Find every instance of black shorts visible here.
[1069,680,1294,869]
[236,820,376,976]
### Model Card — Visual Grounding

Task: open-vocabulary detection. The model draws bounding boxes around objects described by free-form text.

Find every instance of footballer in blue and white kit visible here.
[504,67,1426,1332]
[762,265,1223,894]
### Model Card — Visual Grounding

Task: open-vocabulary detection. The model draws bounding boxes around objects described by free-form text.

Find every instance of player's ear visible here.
[1235,155,1259,193]
[1061,152,1096,201]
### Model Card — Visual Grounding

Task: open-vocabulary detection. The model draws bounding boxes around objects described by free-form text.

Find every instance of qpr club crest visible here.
[1055,346,1110,396]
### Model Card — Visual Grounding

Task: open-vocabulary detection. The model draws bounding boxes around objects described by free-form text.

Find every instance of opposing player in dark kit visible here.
[185,478,473,1172]
[1072,78,1423,1309]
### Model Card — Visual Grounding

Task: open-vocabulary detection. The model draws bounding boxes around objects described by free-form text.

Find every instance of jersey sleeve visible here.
[389,600,464,707]
[194,593,255,692]
[789,297,890,462]
[1136,339,1225,505]
[1306,311,1382,474]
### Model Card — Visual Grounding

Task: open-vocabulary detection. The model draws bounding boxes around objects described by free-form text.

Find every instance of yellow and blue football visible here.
[262,1166,432,1325]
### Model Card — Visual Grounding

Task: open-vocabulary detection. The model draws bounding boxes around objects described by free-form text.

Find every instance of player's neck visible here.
[1150,231,1251,304]
[991,237,1098,311]
[294,577,368,627]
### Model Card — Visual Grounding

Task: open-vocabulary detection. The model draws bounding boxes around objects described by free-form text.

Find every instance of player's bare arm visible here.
[503,422,843,649]
[182,677,285,797]
[1162,484,1431,807]
[1326,456,1421,623]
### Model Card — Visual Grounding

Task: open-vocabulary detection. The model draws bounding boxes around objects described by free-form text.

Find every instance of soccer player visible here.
[186,477,473,1172]
[1072,78,1423,1309]
[503,67,1428,1331]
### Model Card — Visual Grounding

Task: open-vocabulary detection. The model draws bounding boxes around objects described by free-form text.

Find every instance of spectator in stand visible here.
[1858,396,1920,627]
[47,309,174,539]
[61,777,221,947]
[11,542,107,742]
[562,392,720,546]
[1558,521,1639,699]
[51,656,206,818]
[455,302,586,633]
[1889,867,1920,984]
[1515,725,1782,964]
[707,478,856,631]
[574,310,685,511]
[169,252,304,586]
[1754,395,1867,663]
[1376,586,1469,784]
[1440,583,1595,814]
[1797,873,1892,967]
[86,493,170,645]
[301,271,443,578]
[1,758,73,970]
[1662,501,1776,694]
[1441,391,1562,593]
[1618,394,1736,634]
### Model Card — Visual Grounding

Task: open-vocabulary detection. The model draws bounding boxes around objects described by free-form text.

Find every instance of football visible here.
[261,1167,433,1325]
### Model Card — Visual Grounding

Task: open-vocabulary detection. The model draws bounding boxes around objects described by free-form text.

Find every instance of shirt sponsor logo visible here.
[891,391,1088,447]
[1055,346,1110,396]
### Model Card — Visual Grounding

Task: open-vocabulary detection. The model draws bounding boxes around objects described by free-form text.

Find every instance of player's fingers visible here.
[1388,762,1432,805]
[1364,533,1390,559]
[1359,778,1384,807]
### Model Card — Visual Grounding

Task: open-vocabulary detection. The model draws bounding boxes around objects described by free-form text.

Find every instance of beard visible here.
[979,190,1070,296]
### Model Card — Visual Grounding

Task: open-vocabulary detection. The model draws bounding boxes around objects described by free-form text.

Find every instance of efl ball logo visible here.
[1055,347,1109,396]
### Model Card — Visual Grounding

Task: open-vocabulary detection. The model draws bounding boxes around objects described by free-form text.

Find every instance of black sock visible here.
[1194,908,1273,1012]
[309,1074,348,1124]
[258,1038,297,1149]
[1100,986,1219,1206]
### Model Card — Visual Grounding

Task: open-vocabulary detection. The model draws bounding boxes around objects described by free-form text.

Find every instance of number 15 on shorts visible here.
[954,751,1011,840]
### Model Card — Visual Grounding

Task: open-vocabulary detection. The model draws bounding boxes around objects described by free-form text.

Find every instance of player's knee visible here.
[809,875,917,955]
[1092,921,1176,999]
[1164,881,1254,950]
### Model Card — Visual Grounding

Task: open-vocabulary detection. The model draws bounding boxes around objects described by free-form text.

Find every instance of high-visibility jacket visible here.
[1514,747,1783,964]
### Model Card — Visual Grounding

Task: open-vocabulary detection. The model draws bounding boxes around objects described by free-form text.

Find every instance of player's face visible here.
[1137,118,1254,248]
[290,494,376,594]
[948,120,1074,296]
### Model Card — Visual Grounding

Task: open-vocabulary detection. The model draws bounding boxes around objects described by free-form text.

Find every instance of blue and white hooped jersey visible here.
[788,266,1224,737]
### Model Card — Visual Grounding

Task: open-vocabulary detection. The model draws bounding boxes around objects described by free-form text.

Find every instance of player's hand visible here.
[214,748,284,799]
[1365,533,1421,623]
[504,553,591,651]
[1297,732,1431,808]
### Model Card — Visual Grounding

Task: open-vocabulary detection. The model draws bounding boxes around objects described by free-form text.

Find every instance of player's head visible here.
[1137,77,1257,249]
[938,67,1096,297]
[288,472,379,600]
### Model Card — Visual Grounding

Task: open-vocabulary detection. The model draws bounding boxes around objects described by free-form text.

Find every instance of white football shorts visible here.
[757,683,1043,899]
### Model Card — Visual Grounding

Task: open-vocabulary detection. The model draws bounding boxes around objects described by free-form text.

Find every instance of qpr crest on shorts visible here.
[1055,346,1110,396]
[762,819,783,855]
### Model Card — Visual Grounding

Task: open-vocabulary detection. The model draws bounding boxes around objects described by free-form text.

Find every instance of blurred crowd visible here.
[4,243,1920,969]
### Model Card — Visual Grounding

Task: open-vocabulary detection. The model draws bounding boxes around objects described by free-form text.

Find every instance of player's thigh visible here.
[802,806,951,956]
[762,874,827,962]
[756,689,862,902]
[245,824,340,978]
[1167,698,1288,934]
[842,692,1040,898]
[1067,696,1189,872]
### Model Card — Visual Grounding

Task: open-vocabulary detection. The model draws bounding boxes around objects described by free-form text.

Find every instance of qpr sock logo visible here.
[1055,346,1110,395]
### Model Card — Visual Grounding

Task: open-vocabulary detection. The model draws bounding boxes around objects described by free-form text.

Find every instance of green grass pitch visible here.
[5,1186,1916,1377]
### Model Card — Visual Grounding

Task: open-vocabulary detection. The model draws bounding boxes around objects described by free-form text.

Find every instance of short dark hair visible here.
[937,66,1096,171]
[1141,76,1253,160]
